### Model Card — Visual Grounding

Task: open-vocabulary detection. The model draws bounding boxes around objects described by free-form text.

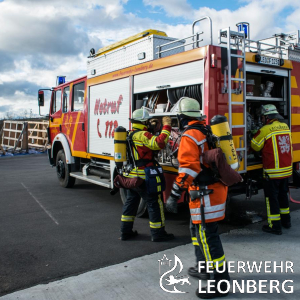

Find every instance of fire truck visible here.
[38,17,300,216]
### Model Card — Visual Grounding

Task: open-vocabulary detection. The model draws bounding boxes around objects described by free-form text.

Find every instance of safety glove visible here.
[165,182,183,214]
[162,116,171,127]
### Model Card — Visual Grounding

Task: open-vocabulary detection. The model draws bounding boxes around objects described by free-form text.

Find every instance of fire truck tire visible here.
[119,188,148,218]
[56,150,76,188]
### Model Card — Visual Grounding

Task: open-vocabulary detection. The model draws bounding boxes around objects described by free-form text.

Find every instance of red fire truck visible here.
[38,17,300,216]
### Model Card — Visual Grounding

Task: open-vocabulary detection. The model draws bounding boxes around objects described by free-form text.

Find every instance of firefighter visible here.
[251,104,292,235]
[120,108,175,242]
[165,97,230,298]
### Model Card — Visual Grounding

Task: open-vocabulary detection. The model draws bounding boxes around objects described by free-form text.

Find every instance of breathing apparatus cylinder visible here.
[114,126,127,171]
[210,115,239,170]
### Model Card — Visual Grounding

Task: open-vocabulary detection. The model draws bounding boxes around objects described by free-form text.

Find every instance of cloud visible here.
[0,105,12,113]
[0,81,40,98]
[0,0,299,119]
[143,0,192,18]
[0,51,14,72]
[143,0,300,41]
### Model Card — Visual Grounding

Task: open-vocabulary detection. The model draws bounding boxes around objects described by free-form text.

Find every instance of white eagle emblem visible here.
[278,135,290,154]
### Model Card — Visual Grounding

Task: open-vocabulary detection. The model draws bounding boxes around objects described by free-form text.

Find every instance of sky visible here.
[0,0,299,119]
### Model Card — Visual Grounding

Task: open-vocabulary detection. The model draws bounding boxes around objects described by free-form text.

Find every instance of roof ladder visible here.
[218,28,247,173]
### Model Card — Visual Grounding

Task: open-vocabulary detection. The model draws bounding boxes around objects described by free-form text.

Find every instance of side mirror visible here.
[38,90,45,107]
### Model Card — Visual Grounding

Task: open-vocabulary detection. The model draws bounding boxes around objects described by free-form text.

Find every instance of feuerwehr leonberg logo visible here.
[158,254,191,294]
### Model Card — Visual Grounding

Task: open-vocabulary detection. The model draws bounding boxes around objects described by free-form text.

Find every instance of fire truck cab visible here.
[38,18,300,216]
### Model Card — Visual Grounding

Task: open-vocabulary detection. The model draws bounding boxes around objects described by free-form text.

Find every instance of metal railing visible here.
[156,16,212,58]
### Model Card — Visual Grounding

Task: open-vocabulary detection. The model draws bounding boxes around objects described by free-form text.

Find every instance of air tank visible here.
[114,126,127,170]
[210,115,239,170]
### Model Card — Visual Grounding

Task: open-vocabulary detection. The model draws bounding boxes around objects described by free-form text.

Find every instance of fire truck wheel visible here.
[119,188,148,218]
[56,150,76,188]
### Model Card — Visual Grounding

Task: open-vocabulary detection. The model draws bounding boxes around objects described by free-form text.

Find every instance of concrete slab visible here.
[2,210,299,300]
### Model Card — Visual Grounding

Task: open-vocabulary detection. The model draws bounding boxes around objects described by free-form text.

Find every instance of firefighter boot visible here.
[196,268,230,299]
[188,265,210,280]
[262,225,282,235]
[120,230,138,241]
[281,214,291,229]
[151,227,175,242]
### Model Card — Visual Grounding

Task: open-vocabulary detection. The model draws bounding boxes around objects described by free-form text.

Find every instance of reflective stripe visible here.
[268,214,281,221]
[192,237,199,246]
[190,203,226,214]
[204,193,211,208]
[266,197,272,228]
[272,135,279,169]
[191,210,225,221]
[172,190,181,197]
[158,194,165,227]
[124,167,146,179]
[150,136,156,147]
[264,166,292,173]
[183,134,207,146]
[124,174,146,179]
[121,215,135,222]
[267,171,292,178]
[199,224,212,263]
[251,137,264,147]
[161,130,170,135]
[280,207,290,214]
[149,221,162,228]
[178,167,198,178]
[213,255,226,268]
[265,130,291,140]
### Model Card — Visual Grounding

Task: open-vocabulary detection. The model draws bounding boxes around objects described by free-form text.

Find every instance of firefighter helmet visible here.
[177,97,203,118]
[261,104,279,116]
[129,108,151,123]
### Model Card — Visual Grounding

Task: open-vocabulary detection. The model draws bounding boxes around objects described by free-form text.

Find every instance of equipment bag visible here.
[144,163,166,195]
[113,174,144,189]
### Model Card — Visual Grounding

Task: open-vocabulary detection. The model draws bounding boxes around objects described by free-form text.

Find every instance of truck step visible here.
[70,172,111,188]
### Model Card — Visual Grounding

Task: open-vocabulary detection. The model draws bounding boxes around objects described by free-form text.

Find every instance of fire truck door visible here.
[69,81,87,154]
[49,88,62,141]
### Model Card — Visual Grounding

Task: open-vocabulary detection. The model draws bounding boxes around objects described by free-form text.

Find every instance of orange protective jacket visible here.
[175,120,228,224]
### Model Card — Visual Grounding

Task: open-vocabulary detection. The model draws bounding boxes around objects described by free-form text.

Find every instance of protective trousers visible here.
[263,177,291,230]
[190,220,230,280]
[121,184,166,237]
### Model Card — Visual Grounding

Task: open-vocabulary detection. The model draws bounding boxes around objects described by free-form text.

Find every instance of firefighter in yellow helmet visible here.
[251,104,293,235]
[120,108,175,242]
[166,97,230,298]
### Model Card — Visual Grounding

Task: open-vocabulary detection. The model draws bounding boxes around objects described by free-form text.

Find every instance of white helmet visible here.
[261,104,278,116]
[129,108,151,123]
[174,97,204,119]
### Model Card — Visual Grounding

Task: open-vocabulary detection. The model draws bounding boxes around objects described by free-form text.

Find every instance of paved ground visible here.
[0,154,299,298]
[1,208,299,299]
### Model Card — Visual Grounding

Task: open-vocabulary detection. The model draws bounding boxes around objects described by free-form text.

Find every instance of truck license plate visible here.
[260,56,280,66]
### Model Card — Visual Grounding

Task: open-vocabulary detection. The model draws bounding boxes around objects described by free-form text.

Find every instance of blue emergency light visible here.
[237,22,249,39]
[57,76,66,86]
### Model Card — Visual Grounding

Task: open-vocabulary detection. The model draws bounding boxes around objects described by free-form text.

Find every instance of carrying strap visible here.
[181,124,217,150]
[127,130,153,167]
[194,162,220,185]
[175,124,220,185]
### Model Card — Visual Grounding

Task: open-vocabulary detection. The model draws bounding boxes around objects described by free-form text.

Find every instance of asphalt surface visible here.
[0,154,299,296]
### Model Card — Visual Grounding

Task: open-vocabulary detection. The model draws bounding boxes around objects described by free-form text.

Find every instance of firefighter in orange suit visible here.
[166,97,230,299]
[251,104,292,235]
[120,108,175,242]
